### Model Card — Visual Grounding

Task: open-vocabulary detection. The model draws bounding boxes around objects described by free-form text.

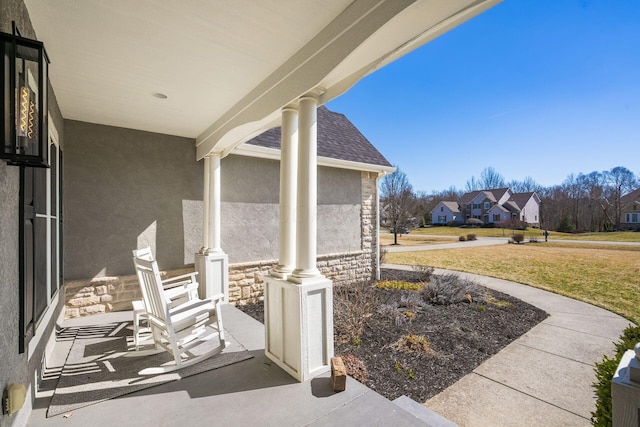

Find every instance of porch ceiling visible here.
[24,0,499,159]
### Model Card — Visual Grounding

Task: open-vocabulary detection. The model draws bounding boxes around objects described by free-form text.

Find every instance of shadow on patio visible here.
[27,305,428,427]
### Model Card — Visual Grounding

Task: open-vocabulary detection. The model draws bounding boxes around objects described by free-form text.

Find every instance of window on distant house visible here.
[493,214,500,222]
[438,215,447,223]
[632,213,639,223]
[484,202,490,209]
[440,206,444,212]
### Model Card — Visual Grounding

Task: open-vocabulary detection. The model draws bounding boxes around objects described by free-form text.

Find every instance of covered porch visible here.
[27,305,436,427]
[1,1,501,424]
[21,0,502,384]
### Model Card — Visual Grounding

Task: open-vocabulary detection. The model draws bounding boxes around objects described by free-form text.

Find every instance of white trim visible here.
[232,142,396,174]
[375,171,386,281]
[28,290,60,361]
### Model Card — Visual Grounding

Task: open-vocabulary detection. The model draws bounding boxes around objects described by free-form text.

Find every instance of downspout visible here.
[376,171,387,280]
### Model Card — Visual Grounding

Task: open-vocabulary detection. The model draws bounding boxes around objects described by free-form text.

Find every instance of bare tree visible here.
[381,167,416,245]
[509,176,542,193]
[479,166,506,189]
[465,176,480,192]
[604,166,638,228]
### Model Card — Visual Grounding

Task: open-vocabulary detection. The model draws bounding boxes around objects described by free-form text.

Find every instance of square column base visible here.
[264,275,334,382]
[195,252,229,302]
[612,350,640,426]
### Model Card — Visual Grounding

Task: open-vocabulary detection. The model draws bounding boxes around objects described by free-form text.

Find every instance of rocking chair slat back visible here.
[134,257,169,325]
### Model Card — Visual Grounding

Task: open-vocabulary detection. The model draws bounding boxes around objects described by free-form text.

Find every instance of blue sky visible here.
[327,0,640,193]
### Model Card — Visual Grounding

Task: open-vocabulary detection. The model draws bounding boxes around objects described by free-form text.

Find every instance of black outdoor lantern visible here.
[0,24,50,168]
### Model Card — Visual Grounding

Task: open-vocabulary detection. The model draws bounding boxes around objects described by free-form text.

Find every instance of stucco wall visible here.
[63,120,202,279]
[221,154,362,264]
[64,127,364,279]
[0,2,65,426]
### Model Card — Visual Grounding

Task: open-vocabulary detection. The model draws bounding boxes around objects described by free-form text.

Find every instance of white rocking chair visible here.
[132,250,226,374]
[132,247,199,306]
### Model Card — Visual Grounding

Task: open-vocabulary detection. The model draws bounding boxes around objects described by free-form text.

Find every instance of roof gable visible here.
[245,106,392,167]
[621,188,640,206]
[431,201,460,214]
[460,187,511,204]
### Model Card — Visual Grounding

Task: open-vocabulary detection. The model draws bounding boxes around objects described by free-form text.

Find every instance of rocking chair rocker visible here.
[132,249,226,374]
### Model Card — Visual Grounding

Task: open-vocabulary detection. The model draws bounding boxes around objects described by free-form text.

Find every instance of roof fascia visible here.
[231,143,396,175]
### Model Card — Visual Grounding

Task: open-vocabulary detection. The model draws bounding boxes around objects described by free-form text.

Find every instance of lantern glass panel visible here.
[15,43,40,158]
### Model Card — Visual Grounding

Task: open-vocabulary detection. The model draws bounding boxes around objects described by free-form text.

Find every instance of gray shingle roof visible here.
[507,192,536,210]
[245,106,392,167]
[621,188,640,206]
[459,188,510,204]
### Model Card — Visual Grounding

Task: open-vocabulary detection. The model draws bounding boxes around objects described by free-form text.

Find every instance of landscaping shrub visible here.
[467,233,477,241]
[459,235,466,242]
[591,325,640,426]
[377,293,425,326]
[511,233,524,244]
[375,280,422,291]
[379,247,388,265]
[411,265,434,282]
[377,304,408,326]
[333,281,379,343]
[421,273,488,305]
[465,218,483,227]
[557,215,575,233]
[392,334,432,354]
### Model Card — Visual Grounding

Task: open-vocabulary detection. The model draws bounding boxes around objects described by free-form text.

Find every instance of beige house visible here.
[620,188,640,230]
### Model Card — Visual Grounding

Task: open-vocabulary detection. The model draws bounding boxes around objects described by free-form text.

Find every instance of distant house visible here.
[432,188,541,227]
[620,188,640,230]
[431,201,462,224]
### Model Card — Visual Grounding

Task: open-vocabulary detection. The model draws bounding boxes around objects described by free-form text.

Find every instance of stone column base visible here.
[195,252,229,301]
[264,275,334,382]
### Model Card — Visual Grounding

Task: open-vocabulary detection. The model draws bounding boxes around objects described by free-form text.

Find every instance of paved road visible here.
[383,236,640,252]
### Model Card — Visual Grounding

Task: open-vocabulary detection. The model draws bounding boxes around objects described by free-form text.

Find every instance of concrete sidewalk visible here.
[384,264,633,427]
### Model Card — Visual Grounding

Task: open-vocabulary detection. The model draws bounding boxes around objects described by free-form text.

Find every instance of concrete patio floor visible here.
[27,304,442,427]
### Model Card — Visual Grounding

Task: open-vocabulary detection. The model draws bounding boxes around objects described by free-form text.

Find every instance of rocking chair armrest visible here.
[164,282,199,302]
[206,293,225,304]
[162,271,199,288]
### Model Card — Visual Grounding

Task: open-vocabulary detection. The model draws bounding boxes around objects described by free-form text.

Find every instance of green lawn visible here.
[409,227,640,242]
[386,244,640,324]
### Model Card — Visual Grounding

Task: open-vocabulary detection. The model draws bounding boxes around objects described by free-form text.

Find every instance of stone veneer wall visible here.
[64,267,194,318]
[63,171,379,316]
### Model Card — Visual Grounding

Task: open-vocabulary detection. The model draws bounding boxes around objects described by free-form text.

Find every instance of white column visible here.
[195,152,228,301]
[273,106,298,277]
[200,155,211,253]
[207,153,222,254]
[264,93,333,382]
[292,94,320,280]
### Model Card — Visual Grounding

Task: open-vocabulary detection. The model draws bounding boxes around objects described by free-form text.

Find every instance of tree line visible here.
[382,165,639,234]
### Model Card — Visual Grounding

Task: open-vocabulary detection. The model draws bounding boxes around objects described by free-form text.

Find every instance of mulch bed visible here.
[238,268,548,403]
